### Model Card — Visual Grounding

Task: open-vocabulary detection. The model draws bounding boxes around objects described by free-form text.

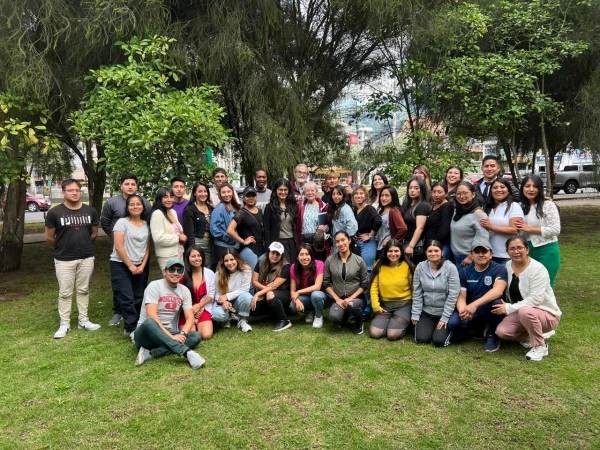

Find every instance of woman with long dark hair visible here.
[450,181,489,268]
[515,174,561,287]
[264,178,299,260]
[425,182,454,260]
[110,194,150,337]
[411,240,460,347]
[326,185,358,252]
[445,166,464,204]
[179,245,216,340]
[182,181,214,268]
[480,178,524,265]
[369,239,414,341]
[150,187,186,269]
[227,186,265,270]
[375,185,407,258]
[289,244,329,328]
[401,177,431,264]
[369,173,389,208]
[209,183,241,270]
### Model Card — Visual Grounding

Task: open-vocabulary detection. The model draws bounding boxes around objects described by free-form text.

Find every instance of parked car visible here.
[553,164,600,194]
[466,173,484,184]
[2,192,52,212]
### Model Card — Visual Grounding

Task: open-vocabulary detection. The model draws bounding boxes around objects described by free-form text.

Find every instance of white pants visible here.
[55,257,95,324]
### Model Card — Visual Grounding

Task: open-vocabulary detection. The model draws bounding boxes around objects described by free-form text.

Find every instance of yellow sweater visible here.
[370,263,413,312]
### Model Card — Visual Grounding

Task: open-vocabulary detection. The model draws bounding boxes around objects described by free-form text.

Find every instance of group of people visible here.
[44,155,562,370]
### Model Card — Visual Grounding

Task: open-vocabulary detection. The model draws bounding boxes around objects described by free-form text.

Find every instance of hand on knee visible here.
[266,291,275,301]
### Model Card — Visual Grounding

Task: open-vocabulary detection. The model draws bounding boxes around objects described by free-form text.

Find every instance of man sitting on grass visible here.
[133,259,205,369]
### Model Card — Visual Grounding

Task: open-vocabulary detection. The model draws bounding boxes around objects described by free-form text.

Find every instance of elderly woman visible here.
[493,236,562,361]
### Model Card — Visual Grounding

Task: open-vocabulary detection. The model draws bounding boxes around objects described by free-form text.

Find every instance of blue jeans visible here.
[212,291,253,322]
[240,247,259,271]
[443,243,454,261]
[492,256,510,265]
[289,291,332,318]
[356,239,377,271]
[454,254,468,270]
[134,318,201,358]
[448,298,504,336]
[110,260,145,333]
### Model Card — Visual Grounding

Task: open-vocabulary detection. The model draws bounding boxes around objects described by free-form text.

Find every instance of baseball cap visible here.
[165,258,184,269]
[269,242,285,255]
[471,241,492,252]
[243,186,258,196]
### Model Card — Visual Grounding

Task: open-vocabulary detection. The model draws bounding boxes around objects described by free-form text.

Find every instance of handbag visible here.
[403,239,424,257]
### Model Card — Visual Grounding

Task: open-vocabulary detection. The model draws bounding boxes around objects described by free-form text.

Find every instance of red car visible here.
[3,192,52,212]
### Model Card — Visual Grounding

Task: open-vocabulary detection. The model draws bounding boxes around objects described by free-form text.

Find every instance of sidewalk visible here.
[24,228,107,244]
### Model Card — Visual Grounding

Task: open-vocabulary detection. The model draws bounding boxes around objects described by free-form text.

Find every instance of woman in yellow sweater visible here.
[369,239,415,340]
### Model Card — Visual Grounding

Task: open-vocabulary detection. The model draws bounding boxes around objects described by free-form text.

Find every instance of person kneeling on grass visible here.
[134,259,205,369]
[447,241,507,353]
[324,231,369,335]
[411,240,460,347]
[493,236,561,361]
[369,239,414,340]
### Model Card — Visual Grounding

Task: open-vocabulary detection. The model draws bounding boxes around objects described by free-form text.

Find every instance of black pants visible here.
[110,260,144,332]
[278,237,297,264]
[414,311,452,347]
[251,290,291,321]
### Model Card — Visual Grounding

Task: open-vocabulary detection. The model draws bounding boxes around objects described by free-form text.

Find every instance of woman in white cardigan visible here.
[149,187,186,269]
[493,236,562,362]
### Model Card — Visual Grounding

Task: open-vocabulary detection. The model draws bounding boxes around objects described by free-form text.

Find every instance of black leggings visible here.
[414,311,452,347]
[251,290,291,322]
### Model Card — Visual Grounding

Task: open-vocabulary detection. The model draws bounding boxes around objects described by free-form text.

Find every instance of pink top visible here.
[290,260,325,289]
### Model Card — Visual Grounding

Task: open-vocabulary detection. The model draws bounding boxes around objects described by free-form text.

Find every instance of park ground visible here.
[0,206,599,449]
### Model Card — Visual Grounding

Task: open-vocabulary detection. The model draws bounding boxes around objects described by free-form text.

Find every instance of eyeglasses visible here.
[64,189,81,193]
[167,267,184,274]
[295,171,308,175]
[455,192,471,197]
[508,246,527,253]
[277,189,289,193]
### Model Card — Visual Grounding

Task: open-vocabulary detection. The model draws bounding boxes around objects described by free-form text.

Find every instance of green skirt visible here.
[528,241,560,287]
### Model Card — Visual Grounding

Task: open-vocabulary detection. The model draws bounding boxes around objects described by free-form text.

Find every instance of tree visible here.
[72,36,232,197]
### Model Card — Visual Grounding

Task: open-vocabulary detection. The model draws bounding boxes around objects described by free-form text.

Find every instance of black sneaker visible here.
[353,320,364,335]
[272,320,292,332]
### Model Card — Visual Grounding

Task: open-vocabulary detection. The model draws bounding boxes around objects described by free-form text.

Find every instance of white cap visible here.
[268,242,285,255]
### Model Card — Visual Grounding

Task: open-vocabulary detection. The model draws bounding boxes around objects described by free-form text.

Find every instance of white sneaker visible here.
[237,319,252,332]
[53,323,70,339]
[521,329,556,349]
[526,344,549,361]
[135,347,152,366]
[305,311,315,323]
[108,314,122,326]
[313,316,324,329]
[222,320,231,328]
[186,350,205,369]
[520,339,533,349]
[78,320,101,331]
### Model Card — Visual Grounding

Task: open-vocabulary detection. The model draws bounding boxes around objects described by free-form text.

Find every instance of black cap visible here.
[243,186,258,196]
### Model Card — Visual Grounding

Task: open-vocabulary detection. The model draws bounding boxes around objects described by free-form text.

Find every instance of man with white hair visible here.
[291,163,309,201]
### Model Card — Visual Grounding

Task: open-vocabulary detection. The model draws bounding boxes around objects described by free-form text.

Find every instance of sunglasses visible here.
[167,267,184,274]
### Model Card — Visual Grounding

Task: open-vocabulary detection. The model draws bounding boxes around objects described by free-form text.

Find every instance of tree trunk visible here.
[0,179,27,272]
[540,113,554,198]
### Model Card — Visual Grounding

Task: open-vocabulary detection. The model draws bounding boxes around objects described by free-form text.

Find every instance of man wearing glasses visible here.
[291,163,309,201]
[45,179,101,339]
[133,259,205,369]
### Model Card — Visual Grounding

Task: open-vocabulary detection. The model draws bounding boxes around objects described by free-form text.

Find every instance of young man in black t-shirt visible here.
[45,179,101,339]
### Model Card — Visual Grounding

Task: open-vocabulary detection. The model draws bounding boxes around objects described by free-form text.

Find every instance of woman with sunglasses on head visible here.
[493,236,562,361]
[289,244,329,328]
[401,177,431,264]
[444,166,464,204]
[479,178,524,265]
[110,194,150,338]
[250,242,293,332]
[182,181,214,268]
[324,231,369,335]
[515,174,561,287]
[209,182,241,270]
[369,239,414,340]
[179,245,216,340]
[425,182,454,260]
[411,240,460,347]
[450,181,489,268]
[212,249,254,332]
[227,186,265,271]
[375,185,408,259]
[326,185,358,253]
[150,187,186,270]
[264,179,299,260]
[369,173,389,209]
[297,181,328,261]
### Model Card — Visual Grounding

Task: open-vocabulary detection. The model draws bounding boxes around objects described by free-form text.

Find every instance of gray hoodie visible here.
[411,260,460,323]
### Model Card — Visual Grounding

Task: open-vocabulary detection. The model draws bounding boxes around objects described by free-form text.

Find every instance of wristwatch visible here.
[179,331,188,337]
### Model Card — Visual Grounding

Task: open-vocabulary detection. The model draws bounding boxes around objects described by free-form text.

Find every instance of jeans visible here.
[443,243,454,262]
[454,254,467,270]
[110,260,145,333]
[240,247,259,272]
[355,239,377,271]
[212,292,253,322]
[134,318,201,358]
[289,291,332,318]
[55,257,95,324]
[492,257,510,265]
[448,298,504,336]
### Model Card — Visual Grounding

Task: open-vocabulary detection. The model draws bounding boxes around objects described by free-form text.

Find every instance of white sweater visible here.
[504,259,562,317]
[522,201,560,247]
[150,209,183,258]
[215,269,252,302]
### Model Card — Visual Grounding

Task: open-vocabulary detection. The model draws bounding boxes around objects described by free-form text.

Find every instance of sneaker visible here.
[521,330,556,349]
[53,323,70,339]
[305,311,315,323]
[484,335,500,353]
[237,319,252,332]
[520,339,533,349]
[313,316,324,329]
[124,330,135,341]
[108,314,122,326]
[222,320,231,328]
[230,312,240,323]
[135,347,152,366]
[186,350,206,369]
[353,320,364,335]
[78,320,101,331]
[526,344,549,361]
[272,320,292,332]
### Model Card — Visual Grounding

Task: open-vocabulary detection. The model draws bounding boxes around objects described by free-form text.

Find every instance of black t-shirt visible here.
[425,202,454,245]
[402,202,431,243]
[233,208,265,256]
[45,203,100,261]
[354,205,383,235]
[254,258,291,292]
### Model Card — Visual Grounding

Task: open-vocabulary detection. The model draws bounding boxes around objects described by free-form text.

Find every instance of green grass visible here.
[0,207,599,449]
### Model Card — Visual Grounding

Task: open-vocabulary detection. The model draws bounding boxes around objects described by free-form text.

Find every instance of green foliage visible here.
[72,36,231,195]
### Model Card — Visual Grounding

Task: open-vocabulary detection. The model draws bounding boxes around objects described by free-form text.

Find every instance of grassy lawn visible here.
[0,207,599,449]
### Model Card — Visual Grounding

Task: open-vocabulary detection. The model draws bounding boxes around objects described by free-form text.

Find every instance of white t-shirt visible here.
[109,218,149,264]
[488,202,524,258]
